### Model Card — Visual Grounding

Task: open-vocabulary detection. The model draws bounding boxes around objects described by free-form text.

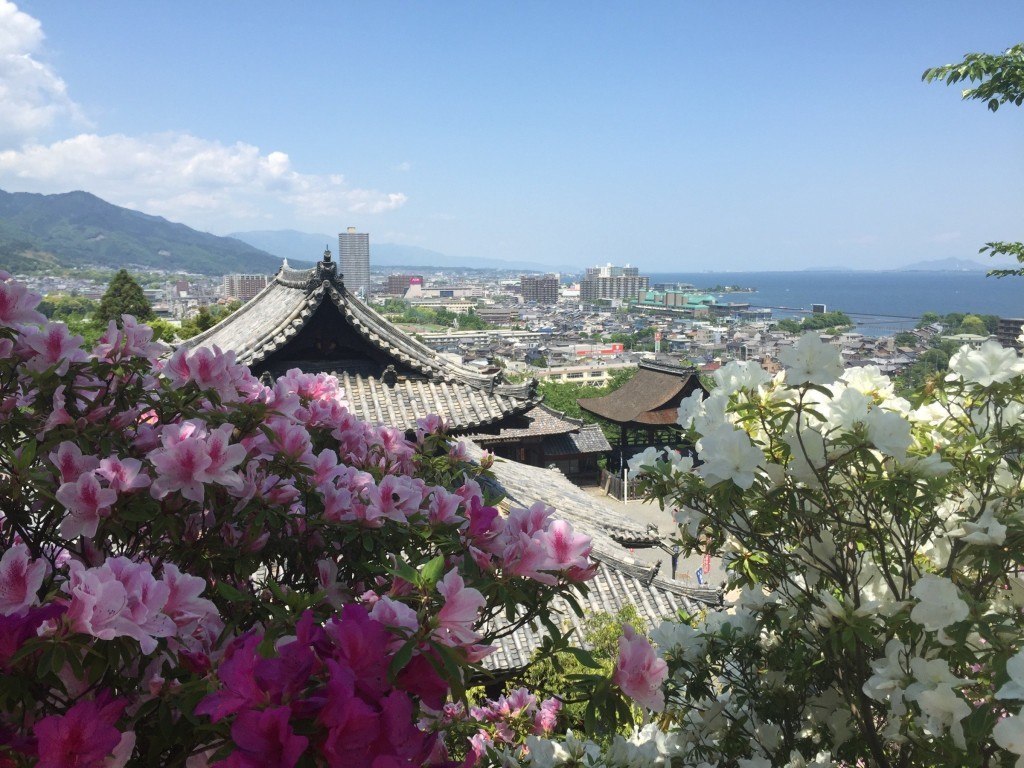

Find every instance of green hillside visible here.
[0,189,284,275]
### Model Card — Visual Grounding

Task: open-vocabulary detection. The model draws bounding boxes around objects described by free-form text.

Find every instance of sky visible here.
[2,1,1023,271]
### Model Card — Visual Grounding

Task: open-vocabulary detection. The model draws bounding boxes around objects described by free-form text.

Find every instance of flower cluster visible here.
[503,334,1024,767]
[0,271,607,767]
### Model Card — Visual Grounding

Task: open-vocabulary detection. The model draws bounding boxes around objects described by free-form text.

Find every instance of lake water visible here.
[648,270,1024,335]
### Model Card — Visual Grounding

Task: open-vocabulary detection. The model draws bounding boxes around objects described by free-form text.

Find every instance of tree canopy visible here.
[96,269,153,325]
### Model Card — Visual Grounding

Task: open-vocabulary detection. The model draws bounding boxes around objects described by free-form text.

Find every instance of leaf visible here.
[419,555,445,588]
[564,647,602,669]
[388,638,417,680]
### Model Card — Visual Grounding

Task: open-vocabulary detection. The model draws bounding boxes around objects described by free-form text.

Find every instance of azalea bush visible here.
[0,271,651,767]
[487,334,1024,767]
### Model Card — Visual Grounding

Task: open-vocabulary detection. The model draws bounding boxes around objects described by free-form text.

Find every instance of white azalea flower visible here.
[779,333,844,386]
[947,340,1024,387]
[997,651,1024,701]
[676,390,704,429]
[910,575,968,634]
[823,386,870,435]
[993,712,1024,765]
[915,684,971,747]
[627,446,661,479]
[863,639,908,703]
[696,424,765,489]
[864,408,912,459]
[841,364,894,399]
[951,506,1007,546]
[714,360,771,395]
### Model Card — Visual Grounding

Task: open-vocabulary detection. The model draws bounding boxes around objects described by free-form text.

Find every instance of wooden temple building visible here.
[577,359,708,470]
[183,250,609,476]
[181,252,720,673]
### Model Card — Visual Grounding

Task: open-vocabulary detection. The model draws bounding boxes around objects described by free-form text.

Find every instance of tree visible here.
[925,45,1024,277]
[893,331,918,347]
[96,269,153,324]
[958,313,989,336]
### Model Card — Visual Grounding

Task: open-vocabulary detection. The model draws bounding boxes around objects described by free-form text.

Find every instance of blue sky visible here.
[2,1,1023,270]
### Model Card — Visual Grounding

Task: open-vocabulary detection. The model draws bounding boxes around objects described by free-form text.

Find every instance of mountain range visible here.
[0,189,285,275]
[228,229,566,272]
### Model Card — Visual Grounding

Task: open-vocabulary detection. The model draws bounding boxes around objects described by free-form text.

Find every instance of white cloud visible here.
[0,0,85,147]
[0,2,406,232]
[0,132,407,231]
[392,161,412,172]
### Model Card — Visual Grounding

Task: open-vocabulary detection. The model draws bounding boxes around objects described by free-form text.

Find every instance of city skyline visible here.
[2,2,1023,271]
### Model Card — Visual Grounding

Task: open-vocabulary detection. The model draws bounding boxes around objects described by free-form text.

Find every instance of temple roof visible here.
[482,549,721,672]
[182,254,540,431]
[467,404,612,455]
[577,359,707,426]
[461,440,656,550]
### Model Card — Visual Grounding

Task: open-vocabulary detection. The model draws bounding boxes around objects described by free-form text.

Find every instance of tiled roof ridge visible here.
[590,548,722,604]
[182,272,286,350]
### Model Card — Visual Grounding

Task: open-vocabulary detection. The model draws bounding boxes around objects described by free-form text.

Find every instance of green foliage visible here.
[922,44,1024,112]
[177,301,241,339]
[914,311,998,336]
[519,605,648,741]
[775,310,852,334]
[893,331,919,347]
[959,313,989,336]
[37,295,98,322]
[539,368,635,419]
[97,269,154,325]
[379,299,491,330]
[604,326,656,351]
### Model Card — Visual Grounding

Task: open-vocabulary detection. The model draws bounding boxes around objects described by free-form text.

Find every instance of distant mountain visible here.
[897,257,994,272]
[229,229,572,272]
[0,189,285,275]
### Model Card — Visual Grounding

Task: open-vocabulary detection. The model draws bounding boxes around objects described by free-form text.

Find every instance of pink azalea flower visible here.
[0,277,44,326]
[149,424,213,502]
[55,471,118,539]
[203,423,247,490]
[435,569,485,648]
[22,321,88,375]
[612,624,668,712]
[363,474,425,524]
[0,542,46,615]
[98,455,151,493]
[49,441,100,483]
[64,558,174,655]
[369,596,419,647]
[540,519,593,572]
[161,563,219,627]
[427,487,463,526]
[533,697,562,735]
[34,693,128,768]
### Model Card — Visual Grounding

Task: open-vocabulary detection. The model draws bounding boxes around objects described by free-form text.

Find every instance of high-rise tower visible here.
[338,227,370,297]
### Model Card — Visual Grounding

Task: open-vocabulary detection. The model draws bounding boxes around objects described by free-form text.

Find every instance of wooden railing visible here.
[599,468,642,502]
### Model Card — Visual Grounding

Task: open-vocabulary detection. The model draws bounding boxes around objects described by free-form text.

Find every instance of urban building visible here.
[385,274,423,295]
[222,274,270,302]
[580,263,649,304]
[997,317,1024,349]
[338,227,371,298]
[520,274,559,304]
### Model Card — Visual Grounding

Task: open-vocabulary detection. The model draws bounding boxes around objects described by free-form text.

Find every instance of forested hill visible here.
[0,189,286,275]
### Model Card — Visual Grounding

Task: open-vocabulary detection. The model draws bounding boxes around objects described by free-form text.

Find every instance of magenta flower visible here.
[0,603,66,668]
[612,624,668,712]
[55,471,118,539]
[195,634,267,722]
[223,706,307,768]
[0,542,46,615]
[435,569,485,648]
[34,693,127,768]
